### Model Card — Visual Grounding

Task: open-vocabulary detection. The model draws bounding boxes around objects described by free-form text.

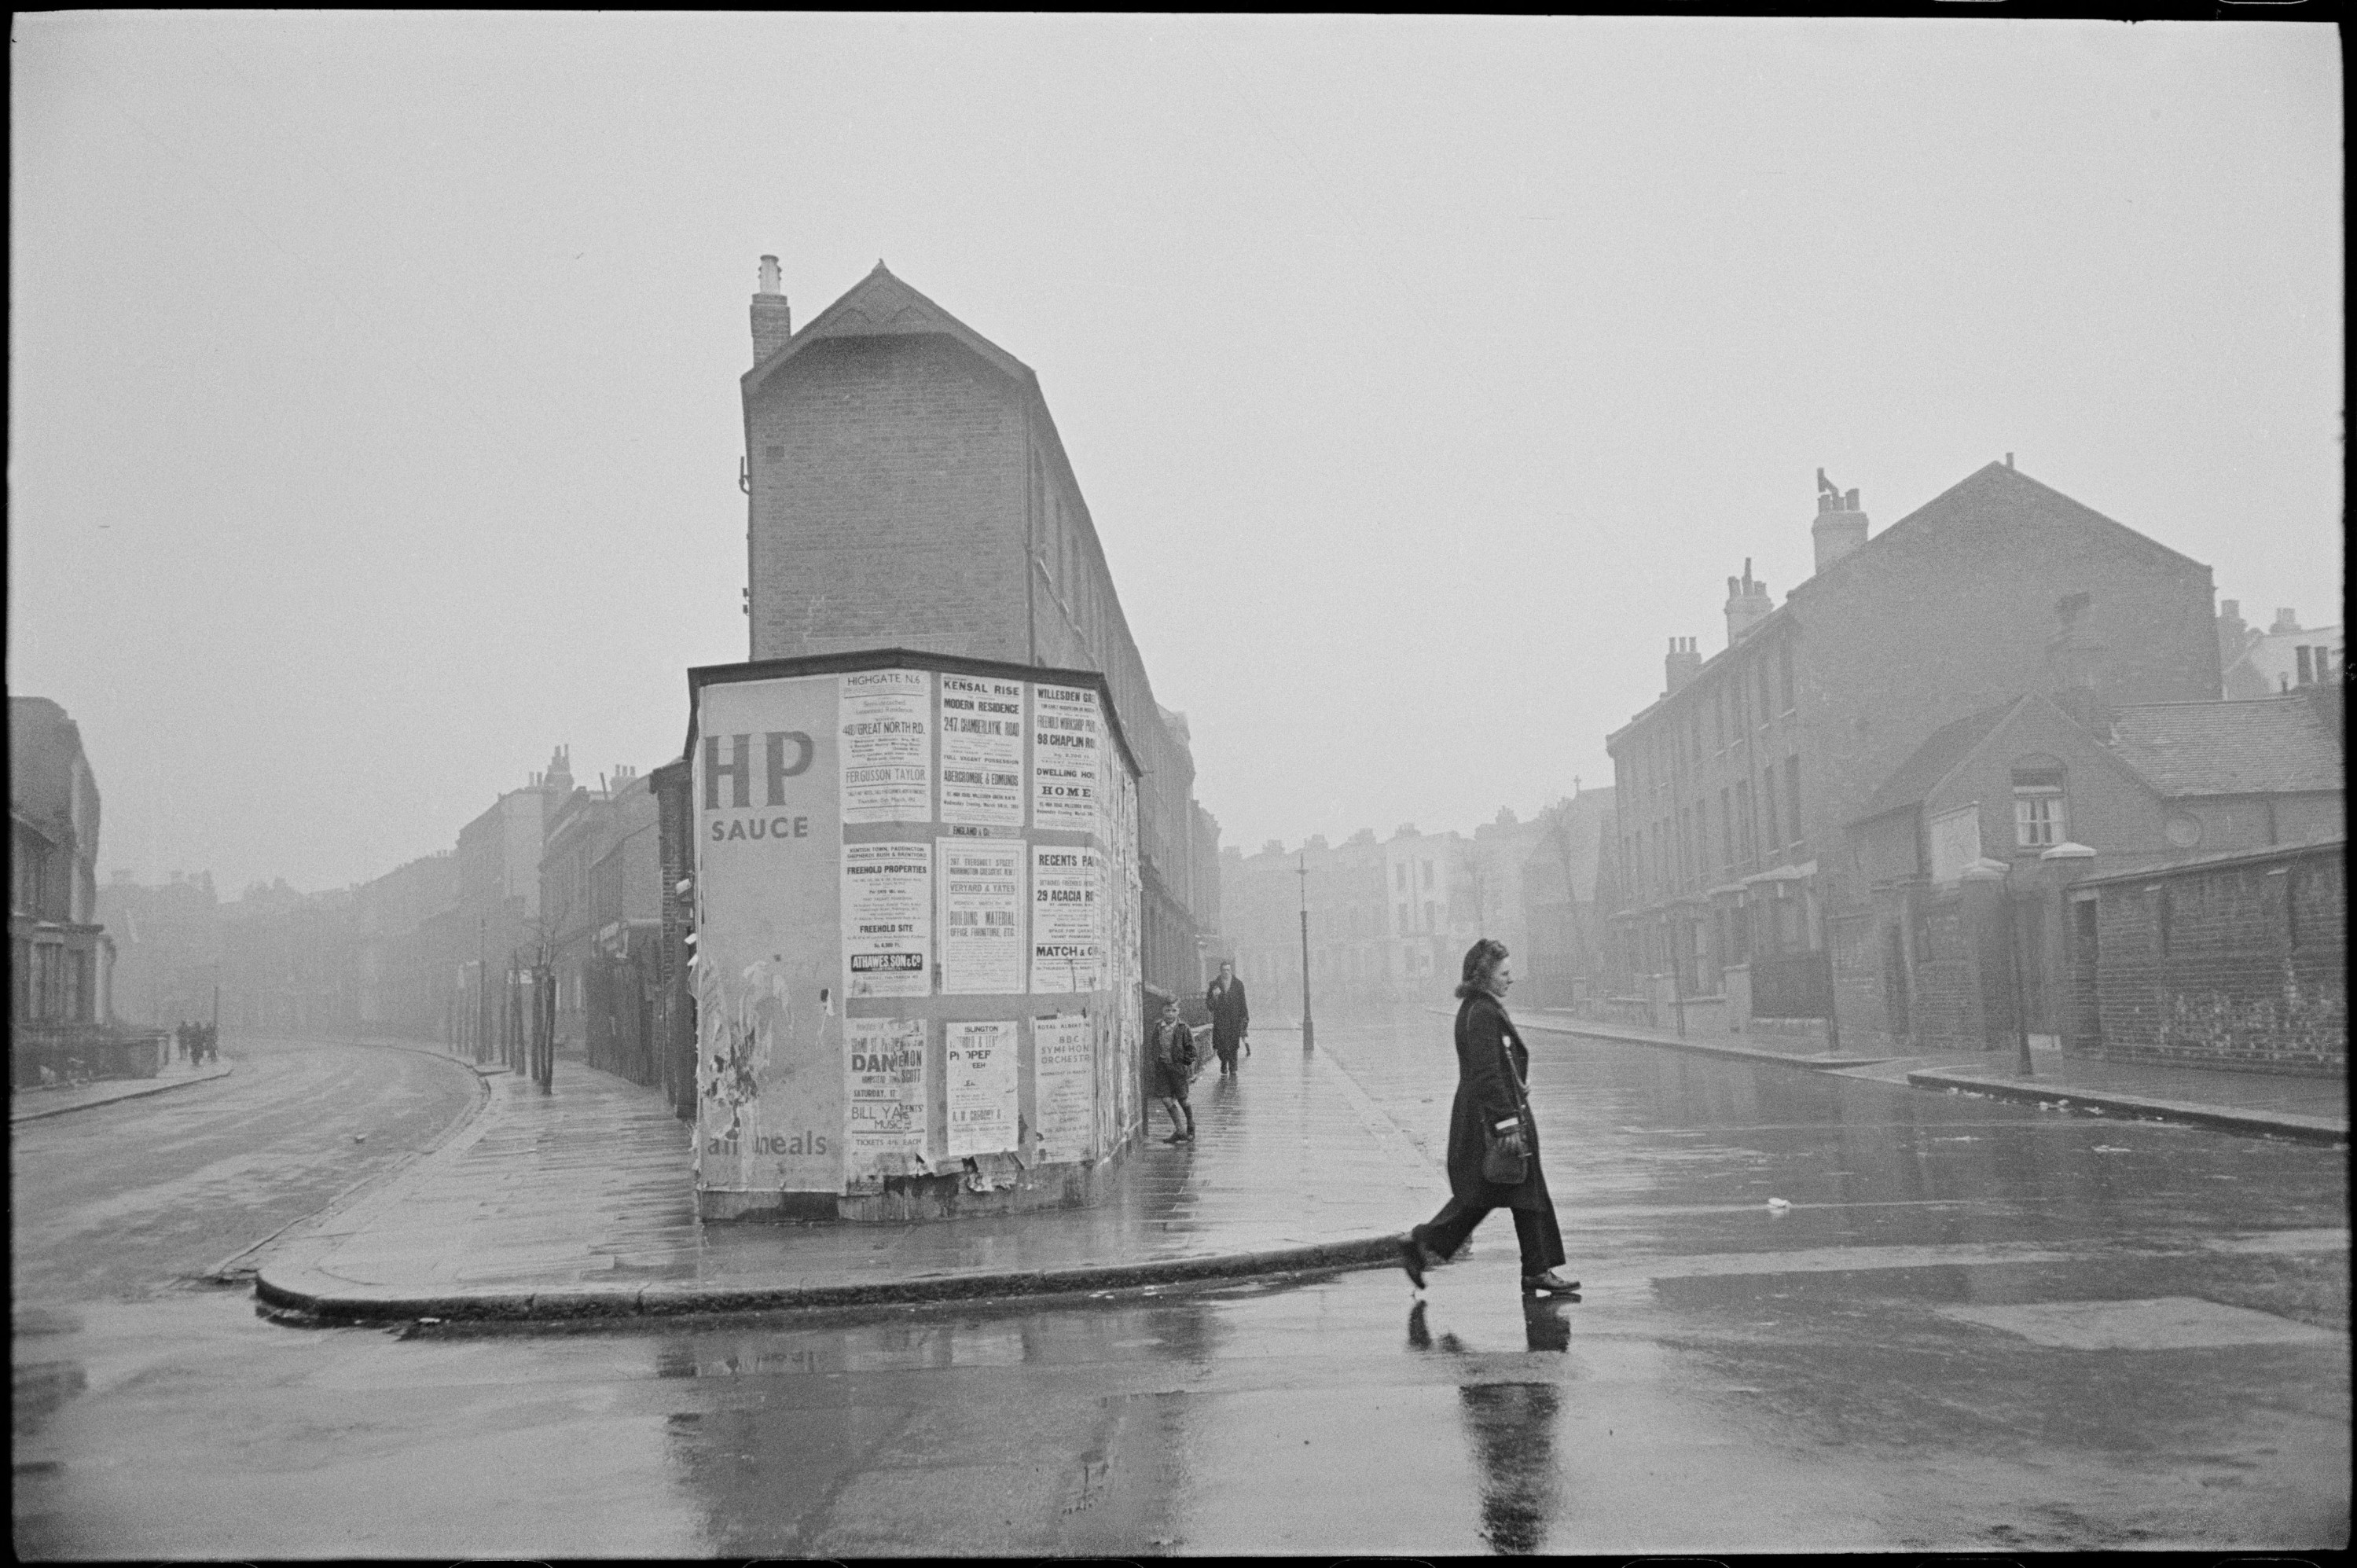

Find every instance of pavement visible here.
[251,1013,2344,1325]
[255,1030,1448,1324]
[9,1057,237,1123]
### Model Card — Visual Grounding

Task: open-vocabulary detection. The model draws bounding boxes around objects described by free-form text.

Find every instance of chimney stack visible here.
[1665,636,1702,696]
[2270,607,2301,636]
[1724,559,1774,644]
[751,254,792,365]
[1811,471,1870,575]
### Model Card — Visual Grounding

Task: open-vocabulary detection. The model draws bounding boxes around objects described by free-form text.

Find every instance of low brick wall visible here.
[2081,844,2346,1076]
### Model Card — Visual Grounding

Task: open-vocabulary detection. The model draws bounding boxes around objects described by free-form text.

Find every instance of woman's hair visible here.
[1455,937,1509,1000]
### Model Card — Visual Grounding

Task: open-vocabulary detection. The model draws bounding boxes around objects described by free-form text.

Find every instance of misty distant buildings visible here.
[1597,461,2345,1074]
[98,868,219,1028]
[538,763,661,1085]
[732,259,1220,1002]
[1217,788,1616,1018]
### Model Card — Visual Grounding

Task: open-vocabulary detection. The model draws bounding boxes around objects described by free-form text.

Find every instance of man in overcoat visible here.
[1205,960,1250,1074]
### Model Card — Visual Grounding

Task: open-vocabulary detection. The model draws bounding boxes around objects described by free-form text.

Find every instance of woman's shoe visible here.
[1521,1270,1581,1297]
[1398,1235,1427,1291]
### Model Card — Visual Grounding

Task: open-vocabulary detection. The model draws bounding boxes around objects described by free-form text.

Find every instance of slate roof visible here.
[1851,700,2020,824]
[2106,695,2344,797]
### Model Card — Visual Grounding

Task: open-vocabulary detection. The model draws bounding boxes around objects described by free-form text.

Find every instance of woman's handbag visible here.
[1481,1118,1527,1184]
[1479,1027,1534,1184]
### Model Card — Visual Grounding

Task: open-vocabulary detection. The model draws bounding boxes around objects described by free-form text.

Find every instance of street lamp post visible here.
[1296,852,1315,1052]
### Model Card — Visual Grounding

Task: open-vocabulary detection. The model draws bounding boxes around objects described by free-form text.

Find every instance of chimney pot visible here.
[1809,476,1870,576]
[751,255,793,365]
[1665,635,1702,696]
[1725,564,1775,644]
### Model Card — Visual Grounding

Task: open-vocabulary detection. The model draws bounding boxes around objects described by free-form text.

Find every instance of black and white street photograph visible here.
[11,12,2344,1560]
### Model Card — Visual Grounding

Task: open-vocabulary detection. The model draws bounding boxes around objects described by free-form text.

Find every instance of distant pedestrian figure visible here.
[1206,960,1250,1074]
[1151,997,1197,1144]
[1398,938,1578,1298]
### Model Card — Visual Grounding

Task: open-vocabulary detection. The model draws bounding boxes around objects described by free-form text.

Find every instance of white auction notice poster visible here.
[842,841,931,998]
[938,675,1026,827]
[845,1016,929,1173]
[1032,1012,1094,1163]
[938,839,1025,994]
[945,1019,1019,1158]
[1030,682,1100,831]
[1030,845,1105,992]
[840,668,932,824]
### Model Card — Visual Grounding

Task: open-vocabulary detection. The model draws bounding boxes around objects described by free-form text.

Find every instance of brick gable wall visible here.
[749,334,1030,665]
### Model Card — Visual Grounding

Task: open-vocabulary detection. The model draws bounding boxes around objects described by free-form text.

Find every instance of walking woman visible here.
[1400,938,1578,1298]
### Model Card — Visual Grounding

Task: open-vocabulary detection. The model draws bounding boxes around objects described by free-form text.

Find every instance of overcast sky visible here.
[11,14,2341,897]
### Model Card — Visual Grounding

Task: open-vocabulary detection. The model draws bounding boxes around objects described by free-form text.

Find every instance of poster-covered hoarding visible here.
[689,655,1142,1217]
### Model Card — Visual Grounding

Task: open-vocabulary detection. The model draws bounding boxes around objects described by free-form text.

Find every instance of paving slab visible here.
[256,1037,1444,1324]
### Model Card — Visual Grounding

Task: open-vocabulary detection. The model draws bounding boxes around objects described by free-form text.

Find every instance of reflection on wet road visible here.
[13,1016,2347,1557]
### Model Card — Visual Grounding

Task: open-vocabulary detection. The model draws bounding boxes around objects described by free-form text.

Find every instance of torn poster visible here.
[945,1019,1019,1158]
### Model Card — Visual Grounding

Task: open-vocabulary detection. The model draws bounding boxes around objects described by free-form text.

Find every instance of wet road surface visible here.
[13,1016,2348,1557]
[12,1035,481,1301]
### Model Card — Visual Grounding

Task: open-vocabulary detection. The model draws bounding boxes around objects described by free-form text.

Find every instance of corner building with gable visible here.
[1603,461,2224,1052]
[736,259,1218,1005]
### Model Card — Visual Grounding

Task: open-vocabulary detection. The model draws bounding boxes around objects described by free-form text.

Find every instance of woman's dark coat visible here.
[1445,990,1553,1211]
